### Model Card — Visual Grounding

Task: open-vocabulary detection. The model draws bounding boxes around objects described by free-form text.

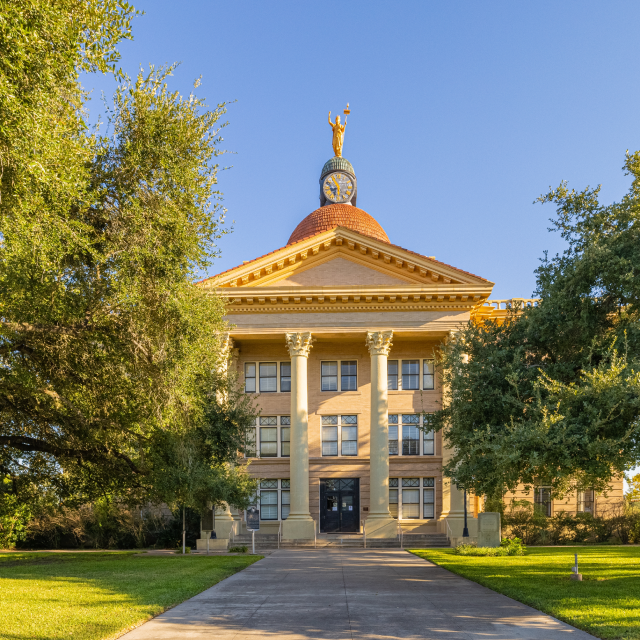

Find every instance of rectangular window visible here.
[534,487,552,517]
[423,414,435,455]
[244,363,256,393]
[402,360,420,390]
[280,416,290,457]
[341,361,357,391]
[402,415,420,455]
[577,489,594,514]
[423,359,435,390]
[388,360,398,390]
[389,478,399,519]
[280,362,291,392]
[388,414,398,456]
[260,480,278,520]
[402,478,420,519]
[423,478,435,519]
[259,362,277,393]
[322,416,338,456]
[245,422,257,458]
[281,480,290,519]
[321,362,338,391]
[259,417,277,457]
[341,415,357,456]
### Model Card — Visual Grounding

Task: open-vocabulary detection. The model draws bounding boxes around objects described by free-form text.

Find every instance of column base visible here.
[196,538,229,551]
[212,518,235,540]
[282,517,316,540]
[365,516,399,538]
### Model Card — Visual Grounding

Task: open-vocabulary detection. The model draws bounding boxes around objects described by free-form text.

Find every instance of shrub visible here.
[500,537,526,555]
[229,545,248,553]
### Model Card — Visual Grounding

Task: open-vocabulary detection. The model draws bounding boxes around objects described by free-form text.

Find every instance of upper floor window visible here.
[244,361,290,393]
[247,416,291,458]
[321,415,358,456]
[259,416,277,457]
[321,360,358,392]
[388,360,399,390]
[280,416,290,457]
[402,360,420,390]
[389,414,435,456]
[423,359,435,390]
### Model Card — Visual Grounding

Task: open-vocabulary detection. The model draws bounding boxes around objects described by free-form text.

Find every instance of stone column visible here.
[365,330,398,538]
[281,332,316,540]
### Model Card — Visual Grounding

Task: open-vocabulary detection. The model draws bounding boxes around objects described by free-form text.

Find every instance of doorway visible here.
[320,478,360,533]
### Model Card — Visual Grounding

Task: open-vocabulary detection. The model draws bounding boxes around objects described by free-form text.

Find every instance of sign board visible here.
[246,505,260,531]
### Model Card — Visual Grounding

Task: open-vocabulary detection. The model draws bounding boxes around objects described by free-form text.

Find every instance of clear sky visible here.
[85,1,640,298]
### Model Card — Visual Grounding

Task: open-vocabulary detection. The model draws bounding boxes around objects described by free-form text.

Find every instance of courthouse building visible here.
[197,137,622,542]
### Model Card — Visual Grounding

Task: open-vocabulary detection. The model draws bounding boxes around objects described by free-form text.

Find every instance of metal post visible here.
[463,489,469,538]
[252,529,255,555]
[207,535,210,555]
[314,520,317,549]
[182,506,186,554]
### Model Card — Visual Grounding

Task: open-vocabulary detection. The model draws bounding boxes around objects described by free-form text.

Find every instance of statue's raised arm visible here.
[328,111,333,126]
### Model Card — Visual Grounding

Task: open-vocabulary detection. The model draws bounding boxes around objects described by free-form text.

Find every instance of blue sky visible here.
[85,1,640,299]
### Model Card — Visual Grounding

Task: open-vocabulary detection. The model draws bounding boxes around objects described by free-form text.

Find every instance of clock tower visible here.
[319,156,358,207]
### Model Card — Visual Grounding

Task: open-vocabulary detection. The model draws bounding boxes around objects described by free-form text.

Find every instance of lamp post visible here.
[463,489,469,538]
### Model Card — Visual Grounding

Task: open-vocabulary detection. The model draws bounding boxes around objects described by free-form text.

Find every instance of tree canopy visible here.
[433,151,640,498]
[0,1,257,512]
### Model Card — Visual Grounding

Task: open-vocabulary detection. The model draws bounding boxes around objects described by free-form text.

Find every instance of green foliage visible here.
[452,537,525,556]
[432,150,640,498]
[626,473,640,504]
[499,536,526,555]
[229,545,248,553]
[0,1,258,512]
[0,552,260,640]
[412,547,640,639]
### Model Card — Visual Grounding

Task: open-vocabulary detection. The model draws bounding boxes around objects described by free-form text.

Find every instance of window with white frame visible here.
[389,477,436,520]
[321,360,358,392]
[423,478,435,518]
[259,417,277,457]
[387,359,436,391]
[258,479,290,521]
[280,416,290,457]
[259,362,277,393]
[322,415,358,456]
[249,417,291,458]
[423,359,435,390]
[534,486,552,517]
[388,414,399,455]
[388,360,399,390]
[402,360,420,390]
[244,362,291,393]
[388,414,435,456]
[244,363,256,393]
[577,488,594,514]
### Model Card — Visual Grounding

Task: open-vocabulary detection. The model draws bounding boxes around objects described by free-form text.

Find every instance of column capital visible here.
[366,330,393,356]
[221,332,234,355]
[285,332,313,358]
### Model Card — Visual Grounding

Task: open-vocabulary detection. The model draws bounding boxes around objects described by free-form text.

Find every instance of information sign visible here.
[246,505,260,531]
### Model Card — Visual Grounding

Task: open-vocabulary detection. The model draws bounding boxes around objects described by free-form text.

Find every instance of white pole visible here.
[252,529,255,555]
[182,506,186,555]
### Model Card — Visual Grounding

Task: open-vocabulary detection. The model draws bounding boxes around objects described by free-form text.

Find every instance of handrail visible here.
[314,519,317,549]
[278,520,281,549]
[445,519,453,546]
[398,521,404,549]
[362,519,366,549]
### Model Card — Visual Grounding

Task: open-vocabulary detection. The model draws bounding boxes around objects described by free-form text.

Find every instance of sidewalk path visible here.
[121,549,596,640]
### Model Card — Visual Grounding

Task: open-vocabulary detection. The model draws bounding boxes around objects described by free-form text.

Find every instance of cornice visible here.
[199,227,492,289]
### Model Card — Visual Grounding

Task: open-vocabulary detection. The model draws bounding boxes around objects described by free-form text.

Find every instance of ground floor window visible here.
[258,479,290,521]
[389,477,436,520]
[534,486,552,517]
[577,488,594,514]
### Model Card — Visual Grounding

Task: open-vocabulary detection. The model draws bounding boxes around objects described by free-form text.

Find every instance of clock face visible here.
[323,172,354,203]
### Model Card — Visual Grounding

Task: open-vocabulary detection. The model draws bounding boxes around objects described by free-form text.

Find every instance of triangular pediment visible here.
[198,226,492,290]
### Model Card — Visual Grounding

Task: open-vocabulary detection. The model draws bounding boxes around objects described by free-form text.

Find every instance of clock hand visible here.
[331,175,341,193]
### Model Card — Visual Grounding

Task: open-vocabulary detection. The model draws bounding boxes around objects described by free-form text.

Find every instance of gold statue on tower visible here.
[328,103,350,157]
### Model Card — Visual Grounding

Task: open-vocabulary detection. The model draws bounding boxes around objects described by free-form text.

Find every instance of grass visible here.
[410,546,640,640]
[0,551,261,640]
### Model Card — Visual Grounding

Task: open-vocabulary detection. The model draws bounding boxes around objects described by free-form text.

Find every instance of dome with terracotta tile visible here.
[287,203,390,245]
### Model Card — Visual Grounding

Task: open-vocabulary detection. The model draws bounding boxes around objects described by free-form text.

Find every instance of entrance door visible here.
[320,478,360,533]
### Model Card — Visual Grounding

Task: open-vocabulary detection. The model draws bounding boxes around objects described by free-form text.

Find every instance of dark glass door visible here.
[320,478,360,533]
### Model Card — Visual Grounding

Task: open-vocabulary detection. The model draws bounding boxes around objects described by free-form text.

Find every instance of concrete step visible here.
[231,533,451,550]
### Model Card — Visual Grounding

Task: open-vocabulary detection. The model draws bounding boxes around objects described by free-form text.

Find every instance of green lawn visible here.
[410,546,640,640]
[0,551,260,640]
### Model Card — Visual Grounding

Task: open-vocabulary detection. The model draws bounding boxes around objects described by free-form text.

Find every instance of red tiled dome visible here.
[287,204,389,245]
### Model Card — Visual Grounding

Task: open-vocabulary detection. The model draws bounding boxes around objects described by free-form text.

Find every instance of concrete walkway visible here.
[121,549,596,640]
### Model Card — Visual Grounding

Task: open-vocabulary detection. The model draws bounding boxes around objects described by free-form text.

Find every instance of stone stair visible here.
[231,532,450,550]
